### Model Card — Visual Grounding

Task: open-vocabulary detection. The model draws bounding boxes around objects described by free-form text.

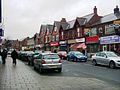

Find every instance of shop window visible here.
[87,44,99,53]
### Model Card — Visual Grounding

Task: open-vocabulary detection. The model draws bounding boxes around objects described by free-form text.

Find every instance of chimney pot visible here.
[114,5,119,14]
[61,18,66,22]
[94,6,97,14]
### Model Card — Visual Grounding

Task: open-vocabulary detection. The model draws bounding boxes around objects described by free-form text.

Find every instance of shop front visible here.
[86,35,100,57]
[44,43,50,51]
[35,44,44,51]
[67,39,76,52]
[100,35,120,52]
[59,41,67,51]
[50,42,59,52]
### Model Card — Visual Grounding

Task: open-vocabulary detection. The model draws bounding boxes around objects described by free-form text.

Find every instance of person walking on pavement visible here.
[11,49,18,65]
[1,49,8,64]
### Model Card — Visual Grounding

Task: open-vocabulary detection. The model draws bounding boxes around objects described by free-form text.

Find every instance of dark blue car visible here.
[67,51,87,62]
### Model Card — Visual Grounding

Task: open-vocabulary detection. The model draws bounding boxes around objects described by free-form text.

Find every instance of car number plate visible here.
[48,65,57,68]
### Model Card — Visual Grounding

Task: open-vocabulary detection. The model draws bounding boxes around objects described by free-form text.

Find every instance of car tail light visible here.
[41,60,46,64]
[59,60,62,63]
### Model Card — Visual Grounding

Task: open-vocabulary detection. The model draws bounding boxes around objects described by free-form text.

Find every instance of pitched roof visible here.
[76,17,86,26]
[61,22,69,30]
[46,24,53,33]
[82,13,94,23]
[54,21,61,30]
[100,12,120,23]
[66,20,76,29]
[40,25,47,34]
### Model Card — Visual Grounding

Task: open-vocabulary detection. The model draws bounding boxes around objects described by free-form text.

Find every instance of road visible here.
[0,57,120,90]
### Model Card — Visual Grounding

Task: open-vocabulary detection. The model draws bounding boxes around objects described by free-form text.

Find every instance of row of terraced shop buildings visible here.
[11,6,120,57]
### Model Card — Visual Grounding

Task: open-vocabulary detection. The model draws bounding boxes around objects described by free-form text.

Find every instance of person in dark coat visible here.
[11,49,18,65]
[1,49,8,64]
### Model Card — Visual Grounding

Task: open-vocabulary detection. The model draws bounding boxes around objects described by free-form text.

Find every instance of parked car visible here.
[34,53,62,73]
[91,51,120,68]
[28,52,40,66]
[67,51,87,62]
[57,51,67,60]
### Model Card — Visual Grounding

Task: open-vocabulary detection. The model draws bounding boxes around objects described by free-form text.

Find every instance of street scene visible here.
[0,57,120,90]
[0,0,120,90]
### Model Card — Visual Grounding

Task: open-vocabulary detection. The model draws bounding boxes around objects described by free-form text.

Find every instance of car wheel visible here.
[58,68,62,73]
[34,65,36,70]
[28,61,30,65]
[109,61,116,69]
[92,60,97,66]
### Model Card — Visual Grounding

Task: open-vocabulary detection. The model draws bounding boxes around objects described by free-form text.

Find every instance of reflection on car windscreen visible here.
[106,53,118,57]
[43,54,59,59]
[74,52,83,55]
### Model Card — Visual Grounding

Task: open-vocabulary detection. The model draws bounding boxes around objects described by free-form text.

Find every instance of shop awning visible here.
[70,43,87,49]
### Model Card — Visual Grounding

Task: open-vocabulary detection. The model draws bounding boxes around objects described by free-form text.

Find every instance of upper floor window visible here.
[62,32,64,39]
[56,35,59,41]
[45,36,47,43]
[89,28,97,36]
[52,36,55,41]
[54,27,57,31]
[105,25,115,35]
[77,28,80,37]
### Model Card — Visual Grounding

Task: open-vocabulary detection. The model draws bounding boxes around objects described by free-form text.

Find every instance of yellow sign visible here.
[113,20,120,24]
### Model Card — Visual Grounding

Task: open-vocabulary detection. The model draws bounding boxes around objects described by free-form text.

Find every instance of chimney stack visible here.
[114,5,119,14]
[61,18,66,22]
[94,6,97,14]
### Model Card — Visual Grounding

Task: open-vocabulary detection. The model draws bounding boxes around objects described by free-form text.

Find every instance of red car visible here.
[57,51,67,60]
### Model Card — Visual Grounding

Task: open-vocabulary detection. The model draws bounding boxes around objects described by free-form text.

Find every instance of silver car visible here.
[92,51,120,68]
[34,53,62,73]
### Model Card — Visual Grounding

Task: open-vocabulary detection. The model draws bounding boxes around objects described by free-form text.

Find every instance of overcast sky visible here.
[2,0,120,40]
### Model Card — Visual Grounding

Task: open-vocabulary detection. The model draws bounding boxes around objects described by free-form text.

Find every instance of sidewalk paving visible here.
[0,57,120,90]
[0,57,41,90]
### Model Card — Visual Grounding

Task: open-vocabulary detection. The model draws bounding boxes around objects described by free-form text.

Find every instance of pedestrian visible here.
[1,49,8,64]
[11,49,18,65]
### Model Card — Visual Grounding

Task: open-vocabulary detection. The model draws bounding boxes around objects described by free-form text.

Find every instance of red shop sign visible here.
[86,36,99,43]
[50,42,59,46]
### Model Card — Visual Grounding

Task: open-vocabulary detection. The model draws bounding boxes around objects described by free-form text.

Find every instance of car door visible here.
[100,53,108,65]
[95,52,101,64]
[35,54,42,68]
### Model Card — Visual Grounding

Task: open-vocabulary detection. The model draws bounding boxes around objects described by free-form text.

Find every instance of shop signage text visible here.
[100,35,120,44]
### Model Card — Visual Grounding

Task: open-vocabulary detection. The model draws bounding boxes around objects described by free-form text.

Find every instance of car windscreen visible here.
[106,52,118,57]
[43,54,59,59]
[74,52,83,56]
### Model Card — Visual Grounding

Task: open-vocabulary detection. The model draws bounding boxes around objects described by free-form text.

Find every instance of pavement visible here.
[0,57,120,90]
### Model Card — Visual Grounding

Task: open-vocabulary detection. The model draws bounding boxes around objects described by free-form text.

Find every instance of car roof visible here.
[96,51,114,54]
[40,52,57,55]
